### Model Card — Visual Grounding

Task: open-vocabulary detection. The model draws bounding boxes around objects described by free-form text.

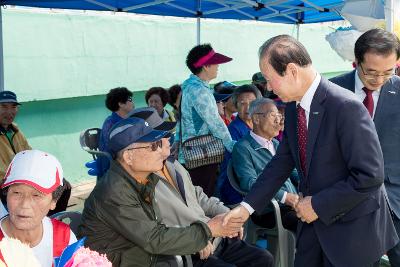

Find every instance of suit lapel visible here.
[305,79,328,180]
[373,77,398,132]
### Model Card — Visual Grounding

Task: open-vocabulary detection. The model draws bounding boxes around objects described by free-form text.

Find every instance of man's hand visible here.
[295,196,318,223]
[207,213,242,238]
[239,227,244,240]
[285,193,300,208]
[222,205,249,229]
[199,241,214,260]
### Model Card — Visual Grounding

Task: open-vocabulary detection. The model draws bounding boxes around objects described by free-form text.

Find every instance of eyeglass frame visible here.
[358,63,396,81]
[254,111,283,121]
[125,140,163,152]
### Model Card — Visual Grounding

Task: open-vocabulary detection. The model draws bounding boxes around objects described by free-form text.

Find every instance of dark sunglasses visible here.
[126,140,162,152]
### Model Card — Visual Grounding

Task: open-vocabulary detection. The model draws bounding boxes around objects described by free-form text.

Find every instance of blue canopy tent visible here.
[0,0,347,90]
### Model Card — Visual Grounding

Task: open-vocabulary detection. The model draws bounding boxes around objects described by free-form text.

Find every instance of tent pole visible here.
[0,7,4,91]
[296,24,300,40]
[197,17,201,45]
[196,0,201,45]
[385,0,394,32]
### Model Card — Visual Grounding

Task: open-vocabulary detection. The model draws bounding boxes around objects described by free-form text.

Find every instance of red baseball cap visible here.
[2,150,63,194]
[193,49,232,68]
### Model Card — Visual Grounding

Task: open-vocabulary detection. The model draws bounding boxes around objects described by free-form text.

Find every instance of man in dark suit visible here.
[223,34,398,267]
[330,28,400,266]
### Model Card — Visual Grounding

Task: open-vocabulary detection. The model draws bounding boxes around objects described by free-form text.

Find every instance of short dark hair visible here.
[105,87,133,112]
[355,28,400,63]
[168,84,181,108]
[145,87,170,107]
[186,44,213,75]
[231,84,262,108]
[259,35,312,76]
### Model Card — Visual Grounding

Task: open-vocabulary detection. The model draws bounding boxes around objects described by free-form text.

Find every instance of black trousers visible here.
[388,214,400,266]
[187,163,219,197]
[251,204,298,232]
[192,238,273,267]
[294,223,380,267]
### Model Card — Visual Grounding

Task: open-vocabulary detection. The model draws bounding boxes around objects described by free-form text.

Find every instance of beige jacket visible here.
[0,123,31,180]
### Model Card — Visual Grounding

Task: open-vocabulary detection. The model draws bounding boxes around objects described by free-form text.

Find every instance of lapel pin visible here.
[388,91,396,94]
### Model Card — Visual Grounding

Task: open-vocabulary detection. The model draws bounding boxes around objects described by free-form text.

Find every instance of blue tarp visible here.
[0,0,344,24]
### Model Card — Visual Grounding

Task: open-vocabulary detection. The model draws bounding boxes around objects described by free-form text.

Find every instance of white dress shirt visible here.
[250,131,276,155]
[354,70,381,118]
[298,73,321,127]
[241,73,321,215]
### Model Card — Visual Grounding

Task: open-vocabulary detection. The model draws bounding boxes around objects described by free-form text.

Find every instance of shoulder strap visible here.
[51,218,71,258]
[0,231,7,267]
[179,95,183,147]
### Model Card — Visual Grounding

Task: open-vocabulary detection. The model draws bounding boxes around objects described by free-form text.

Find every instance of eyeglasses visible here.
[127,97,133,102]
[255,112,283,121]
[126,140,162,152]
[359,63,395,81]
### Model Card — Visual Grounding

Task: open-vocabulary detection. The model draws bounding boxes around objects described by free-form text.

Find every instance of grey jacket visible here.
[331,71,400,218]
[155,157,229,246]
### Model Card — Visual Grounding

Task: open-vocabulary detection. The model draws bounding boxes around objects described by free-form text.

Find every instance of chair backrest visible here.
[79,128,111,160]
[226,159,295,267]
[50,211,82,236]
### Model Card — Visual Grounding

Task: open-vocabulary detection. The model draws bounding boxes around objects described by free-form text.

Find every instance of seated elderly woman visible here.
[145,87,176,122]
[79,117,241,267]
[0,150,77,267]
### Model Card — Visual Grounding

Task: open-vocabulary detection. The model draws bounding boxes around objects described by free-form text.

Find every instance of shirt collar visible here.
[0,123,17,135]
[354,69,381,93]
[250,131,273,148]
[190,74,210,87]
[299,73,321,113]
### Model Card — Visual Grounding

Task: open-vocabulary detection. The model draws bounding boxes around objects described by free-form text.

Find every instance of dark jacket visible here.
[244,77,398,266]
[78,161,211,267]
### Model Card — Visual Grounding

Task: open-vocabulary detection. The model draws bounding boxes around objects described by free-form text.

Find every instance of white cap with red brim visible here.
[1,150,63,194]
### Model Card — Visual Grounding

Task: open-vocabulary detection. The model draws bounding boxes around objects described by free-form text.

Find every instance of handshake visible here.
[206,209,250,239]
[211,192,319,235]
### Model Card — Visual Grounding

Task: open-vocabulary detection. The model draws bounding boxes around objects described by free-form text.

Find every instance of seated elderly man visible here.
[78,117,242,267]
[218,84,261,202]
[131,108,274,267]
[0,150,76,267]
[232,98,299,232]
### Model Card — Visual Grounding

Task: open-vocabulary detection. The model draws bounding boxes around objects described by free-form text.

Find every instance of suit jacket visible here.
[331,70,400,219]
[244,77,398,266]
[232,133,297,201]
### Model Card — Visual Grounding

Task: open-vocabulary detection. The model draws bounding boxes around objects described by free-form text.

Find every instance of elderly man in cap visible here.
[0,91,31,180]
[130,108,274,267]
[78,117,242,267]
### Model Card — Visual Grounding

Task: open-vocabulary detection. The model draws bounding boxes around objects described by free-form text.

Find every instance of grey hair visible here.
[249,98,275,117]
